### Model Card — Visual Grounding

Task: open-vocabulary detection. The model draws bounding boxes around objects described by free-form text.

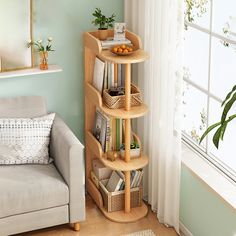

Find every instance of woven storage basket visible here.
[103,84,142,109]
[99,179,142,212]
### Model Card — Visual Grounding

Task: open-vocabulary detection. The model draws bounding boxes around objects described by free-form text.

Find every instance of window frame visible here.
[183,1,236,183]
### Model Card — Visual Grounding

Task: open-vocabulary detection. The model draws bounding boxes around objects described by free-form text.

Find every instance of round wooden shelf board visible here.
[100,155,149,171]
[101,104,148,119]
[100,49,149,64]
[100,203,148,223]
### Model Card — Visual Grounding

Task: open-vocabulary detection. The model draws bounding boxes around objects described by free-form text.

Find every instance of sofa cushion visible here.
[0,96,47,118]
[0,113,55,165]
[0,164,69,218]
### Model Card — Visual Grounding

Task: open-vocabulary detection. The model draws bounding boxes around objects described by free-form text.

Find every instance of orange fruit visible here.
[128,47,133,52]
[118,48,123,53]
[121,44,126,49]
[113,47,118,52]
[123,49,129,53]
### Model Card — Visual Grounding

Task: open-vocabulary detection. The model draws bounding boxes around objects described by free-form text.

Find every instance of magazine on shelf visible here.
[93,57,105,94]
[93,108,112,152]
[100,37,132,49]
[106,171,123,192]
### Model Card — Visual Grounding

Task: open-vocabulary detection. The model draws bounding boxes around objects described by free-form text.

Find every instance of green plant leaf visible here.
[221,92,236,124]
[199,121,221,144]
[221,114,236,140]
[212,125,222,148]
[221,84,236,107]
[220,122,227,141]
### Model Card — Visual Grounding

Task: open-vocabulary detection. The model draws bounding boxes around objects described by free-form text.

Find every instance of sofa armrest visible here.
[50,115,85,223]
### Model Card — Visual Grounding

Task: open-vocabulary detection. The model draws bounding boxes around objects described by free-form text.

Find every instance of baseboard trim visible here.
[179,221,193,236]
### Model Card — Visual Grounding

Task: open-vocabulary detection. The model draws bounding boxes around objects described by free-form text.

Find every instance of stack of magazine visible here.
[100,37,132,49]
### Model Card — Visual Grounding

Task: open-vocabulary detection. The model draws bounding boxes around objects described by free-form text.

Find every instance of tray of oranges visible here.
[111,44,134,56]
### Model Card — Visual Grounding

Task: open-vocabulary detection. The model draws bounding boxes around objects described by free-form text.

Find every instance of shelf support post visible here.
[125,63,131,213]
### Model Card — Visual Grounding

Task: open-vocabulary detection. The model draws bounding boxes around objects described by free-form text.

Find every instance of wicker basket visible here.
[103,84,142,109]
[99,179,142,212]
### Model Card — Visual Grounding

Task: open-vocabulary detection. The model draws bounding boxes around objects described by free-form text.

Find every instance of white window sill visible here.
[182,142,236,210]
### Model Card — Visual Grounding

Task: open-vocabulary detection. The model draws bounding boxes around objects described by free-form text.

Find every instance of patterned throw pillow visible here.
[0,113,55,165]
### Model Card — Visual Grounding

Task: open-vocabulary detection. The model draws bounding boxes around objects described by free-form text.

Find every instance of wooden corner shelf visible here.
[85,82,148,119]
[84,29,149,223]
[86,131,148,171]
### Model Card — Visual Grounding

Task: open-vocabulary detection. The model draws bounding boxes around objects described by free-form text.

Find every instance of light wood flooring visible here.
[17,196,178,236]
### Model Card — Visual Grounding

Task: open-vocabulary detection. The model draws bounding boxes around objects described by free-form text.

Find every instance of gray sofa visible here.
[0,96,85,235]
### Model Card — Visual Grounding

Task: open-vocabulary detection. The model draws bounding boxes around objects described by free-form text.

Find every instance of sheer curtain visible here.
[125,0,184,233]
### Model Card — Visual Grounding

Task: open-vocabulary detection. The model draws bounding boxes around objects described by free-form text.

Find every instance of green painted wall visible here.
[180,165,236,236]
[0,0,124,142]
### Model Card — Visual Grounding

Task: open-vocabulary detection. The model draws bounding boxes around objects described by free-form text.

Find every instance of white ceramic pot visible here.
[120,148,140,159]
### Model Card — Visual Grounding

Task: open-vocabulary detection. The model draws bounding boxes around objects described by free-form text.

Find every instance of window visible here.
[183,0,236,181]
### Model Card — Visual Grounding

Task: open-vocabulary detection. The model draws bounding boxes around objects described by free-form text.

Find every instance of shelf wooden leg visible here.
[114,63,118,87]
[125,171,131,213]
[124,63,131,213]
[125,63,131,111]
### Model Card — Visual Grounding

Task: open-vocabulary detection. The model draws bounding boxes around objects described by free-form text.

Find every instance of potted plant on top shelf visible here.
[92,8,116,40]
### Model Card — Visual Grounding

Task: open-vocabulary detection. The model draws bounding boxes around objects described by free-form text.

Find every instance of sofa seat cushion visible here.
[0,164,69,218]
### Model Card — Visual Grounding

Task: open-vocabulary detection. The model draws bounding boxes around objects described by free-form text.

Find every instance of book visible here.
[107,62,115,89]
[122,119,134,143]
[93,57,105,94]
[117,170,125,191]
[103,61,108,91]
[130,170,136,187]
[101,37,132,48]
[106,171,123,192]
[112,118,117,151]
[117,64,122,87]
[116,119,121,150]
[131,171,139,188]
[93,108,108,152]
[133,170,142,187]
[114,23,126,41]
[136,170,144,187]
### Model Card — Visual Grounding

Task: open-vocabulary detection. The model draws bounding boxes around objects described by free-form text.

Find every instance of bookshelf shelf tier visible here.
[100,203,148,223]
[101,155,148,172]
[100,49,148,64]
[85,83,148,119]
[86,131,148,171]
[87,177,148,223]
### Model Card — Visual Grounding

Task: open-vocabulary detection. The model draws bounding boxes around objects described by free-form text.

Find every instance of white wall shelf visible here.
[0,65,62,79]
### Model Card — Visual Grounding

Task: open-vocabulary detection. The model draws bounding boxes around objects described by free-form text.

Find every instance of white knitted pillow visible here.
[0,113,55,165]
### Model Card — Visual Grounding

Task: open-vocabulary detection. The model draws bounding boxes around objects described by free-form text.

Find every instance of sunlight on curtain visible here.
[125,0,184,233]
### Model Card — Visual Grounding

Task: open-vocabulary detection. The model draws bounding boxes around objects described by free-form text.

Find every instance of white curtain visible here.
[125,0,184,233]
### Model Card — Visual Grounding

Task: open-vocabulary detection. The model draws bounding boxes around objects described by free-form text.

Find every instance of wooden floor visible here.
[17,196,178,236]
